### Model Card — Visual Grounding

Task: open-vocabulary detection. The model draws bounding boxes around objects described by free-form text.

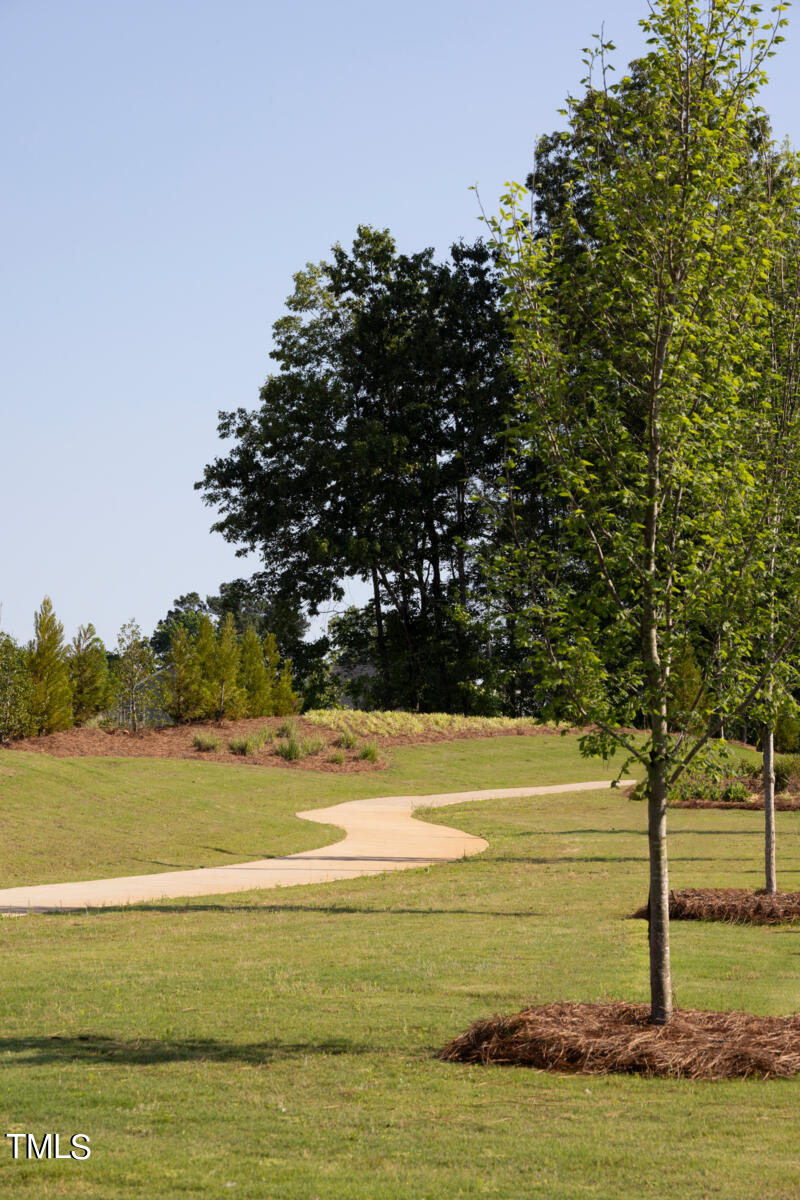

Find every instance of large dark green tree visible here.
[197,231,519,712]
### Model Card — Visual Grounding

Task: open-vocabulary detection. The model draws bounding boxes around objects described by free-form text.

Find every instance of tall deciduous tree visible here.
[197,231,518,712]
[28,597,73,734]
[494,0,795,1024]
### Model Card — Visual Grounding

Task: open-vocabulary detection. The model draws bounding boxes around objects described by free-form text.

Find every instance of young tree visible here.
[0,634,34,742]
[67,623,109,725]
[161,624,203,723]
[272,658,300,716]
[112,620,160,732]
[27,596,73,734]
[494,0,795,1024]
[215,612,245,719]
[239,625,272,716]
[193,615,220,720]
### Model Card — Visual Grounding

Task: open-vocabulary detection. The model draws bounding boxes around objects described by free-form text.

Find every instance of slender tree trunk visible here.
[643,325,673,1025]
[647,750,673,1025]
[763,720,777,894]
[371,565,391,709]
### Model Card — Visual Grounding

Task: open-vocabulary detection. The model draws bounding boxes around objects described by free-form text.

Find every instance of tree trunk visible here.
[371,565,391,709]
[647,753,673,1025]
[763,721,777,894]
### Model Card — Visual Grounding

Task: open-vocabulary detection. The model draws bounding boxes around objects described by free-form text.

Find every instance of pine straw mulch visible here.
[438,1001,800,1079]
[632,887,800,925]
[3,716,572,772]
[670,795,800,811]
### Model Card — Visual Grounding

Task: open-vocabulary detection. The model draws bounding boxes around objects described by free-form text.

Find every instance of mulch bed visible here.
[3,718,378,773]
[438,1001,800,1079]
[3,717,568,772]
[632,888,800,925]
[671,796,800,811]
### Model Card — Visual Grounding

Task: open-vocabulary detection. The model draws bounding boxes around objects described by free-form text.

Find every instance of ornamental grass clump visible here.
[275,736,302,761]
[192,733,220,752]
[229,735,258,756]
[359,742,378,762]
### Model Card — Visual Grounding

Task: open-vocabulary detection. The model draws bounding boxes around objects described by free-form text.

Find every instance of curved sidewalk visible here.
[0,780,632,913]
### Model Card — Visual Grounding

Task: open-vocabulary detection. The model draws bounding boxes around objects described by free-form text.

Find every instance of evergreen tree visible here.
[162,624,202,723]
[239,625,271,716]
[262,633,281,708]
[215,613,245,719]
[193,615,220,719]
[0,634,35,742]
[28,597,73,734]
[273,659,300,716]
[67,623,109,725]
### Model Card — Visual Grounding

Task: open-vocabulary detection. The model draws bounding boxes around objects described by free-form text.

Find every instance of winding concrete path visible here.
[0,780,632,913]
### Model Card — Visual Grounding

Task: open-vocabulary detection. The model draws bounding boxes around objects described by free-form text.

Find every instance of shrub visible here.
[774,754,800,793]
[720,780,750,805]
[193,733,220,752]
[359,741,379,762]
[275,737,302,761]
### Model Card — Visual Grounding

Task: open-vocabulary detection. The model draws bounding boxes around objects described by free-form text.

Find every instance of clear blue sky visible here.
[1,0,796,648]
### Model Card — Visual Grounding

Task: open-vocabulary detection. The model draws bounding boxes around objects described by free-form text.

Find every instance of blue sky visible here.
[1,0,797,648]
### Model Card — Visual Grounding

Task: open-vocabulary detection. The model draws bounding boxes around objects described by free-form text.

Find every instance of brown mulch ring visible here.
[632,888,800,925]
[4,717,569,773]
[438,1001,800,1079]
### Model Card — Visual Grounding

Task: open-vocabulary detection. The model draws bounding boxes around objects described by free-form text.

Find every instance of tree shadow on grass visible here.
[0,1034,369,1067]
[25,902,540,918]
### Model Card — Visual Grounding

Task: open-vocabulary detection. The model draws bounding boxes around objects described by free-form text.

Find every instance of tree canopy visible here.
[197,229,520,712]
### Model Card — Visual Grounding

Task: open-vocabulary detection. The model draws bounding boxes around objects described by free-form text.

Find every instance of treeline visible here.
[0,597,298,743]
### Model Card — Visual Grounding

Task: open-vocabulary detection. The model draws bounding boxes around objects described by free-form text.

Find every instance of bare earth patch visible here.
[632,888,800,925]
[438,1001,800,1079]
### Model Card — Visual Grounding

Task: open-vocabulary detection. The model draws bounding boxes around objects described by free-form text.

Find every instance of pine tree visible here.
[67,624,109,725]
[272,658,300,716]
[28,597,73,734]
[240,625,271,716]
[262,633,280,710]
[193,615,220,720]
[215,613,245,719]
[162,624,202,723]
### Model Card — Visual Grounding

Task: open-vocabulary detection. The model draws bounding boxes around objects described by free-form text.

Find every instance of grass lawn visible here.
[2,735,800,1198]
[0,734,629,887]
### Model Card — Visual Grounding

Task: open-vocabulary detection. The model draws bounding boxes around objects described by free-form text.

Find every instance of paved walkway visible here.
[0,780,632,913]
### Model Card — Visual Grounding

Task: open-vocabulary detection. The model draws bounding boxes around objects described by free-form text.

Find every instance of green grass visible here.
[0,734,626,887]
[3,737,800,1197]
